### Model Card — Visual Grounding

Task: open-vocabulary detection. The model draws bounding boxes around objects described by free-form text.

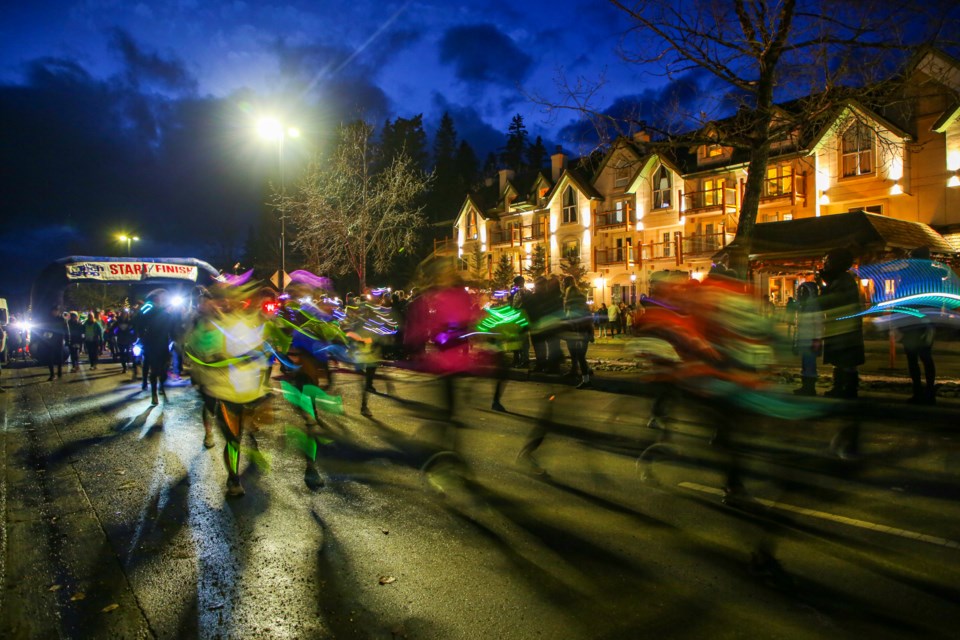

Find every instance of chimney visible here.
[633,130,651,144]
[498,168,515,194]
[551,146,567,182]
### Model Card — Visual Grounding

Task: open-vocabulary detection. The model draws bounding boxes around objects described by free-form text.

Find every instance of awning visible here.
[722,211,957,262]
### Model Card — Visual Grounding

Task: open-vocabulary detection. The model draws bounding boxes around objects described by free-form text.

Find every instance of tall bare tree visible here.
[283,121,431,291]
[553,0,958,274]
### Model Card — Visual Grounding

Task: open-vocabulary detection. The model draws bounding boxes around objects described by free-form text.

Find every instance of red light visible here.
[262,301,278,314]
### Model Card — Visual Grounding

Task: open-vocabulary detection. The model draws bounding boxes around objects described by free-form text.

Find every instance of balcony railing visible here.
[490,227,523,246]
[433,237,457,255]
[757,172,807,204]
[594,208,632,230]
[595,246,635,266]
[681,186,738,214]
[639,239,677,261]
[682,231,728,256]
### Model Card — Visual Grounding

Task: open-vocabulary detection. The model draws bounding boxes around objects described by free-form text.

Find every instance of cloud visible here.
[557,70,708,148]
[438,24,532,87]
[429,93,505,160]
[108,28,198,94]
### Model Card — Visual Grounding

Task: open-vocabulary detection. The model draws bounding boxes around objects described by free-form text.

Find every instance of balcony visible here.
[490,227,523,247]
[681,186,738,215]
[682,231,728,256]
[594,208,632,231]
[758,173,807,205]
[595,246,635,267]
[638,239,677,262]
[433,237,457,255]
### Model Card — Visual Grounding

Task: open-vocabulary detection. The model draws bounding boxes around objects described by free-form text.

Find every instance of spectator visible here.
[899,247,939,404]
[818,248,865,399]
[792,283,823,396]
[598,303,608,337]
[82,311,103,370]
[607,299,620,336]
[67,312,83,372]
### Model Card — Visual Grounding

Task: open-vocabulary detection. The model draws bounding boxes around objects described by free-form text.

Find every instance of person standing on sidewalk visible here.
[792,282,823,396]
[82,311,103,370]
[898,247,940,405]
[561,275,594,389]
[607,299,620,337]
[67,312,83,372]
[36,306,68,381]
[818,248,865,399]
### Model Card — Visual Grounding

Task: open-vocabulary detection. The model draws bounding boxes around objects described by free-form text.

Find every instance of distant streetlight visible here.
[118,234,140,256]
[258,117,301,287]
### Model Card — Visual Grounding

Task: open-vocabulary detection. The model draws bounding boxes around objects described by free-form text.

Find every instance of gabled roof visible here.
[592,136,646,182]
[739,211,955,261]
[807,99,913,153]
[544,166,603,205]
[932,102,960,133]
[625,153,683,194]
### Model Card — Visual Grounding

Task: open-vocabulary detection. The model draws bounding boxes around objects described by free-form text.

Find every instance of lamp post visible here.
[258,118,301,288]
[118,234,139,256]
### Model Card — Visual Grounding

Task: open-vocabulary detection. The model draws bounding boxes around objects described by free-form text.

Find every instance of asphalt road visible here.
[1,359,958,639]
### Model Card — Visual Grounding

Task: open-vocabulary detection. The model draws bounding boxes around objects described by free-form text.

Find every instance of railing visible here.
[682,231,727,256]
[757,172,807,203]
[594,209,632,230]
[639,239,677,261]
[595,246,635,266]
[490,227,523,246]
[433,237,457,255]
[523,221,548,241]
[681,186,738,214]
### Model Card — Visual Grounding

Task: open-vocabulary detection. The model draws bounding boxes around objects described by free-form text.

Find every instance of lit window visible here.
[703,178,723,207]
[662,231,672,257]
[707,144,723,158]
[842,122,874,177]
[562,186,578,224]
[562,239,579,258]
[653,166,672,209]
[764,163,793,197]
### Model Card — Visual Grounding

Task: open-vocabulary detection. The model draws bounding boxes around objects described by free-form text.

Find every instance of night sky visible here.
[0,0,712,310]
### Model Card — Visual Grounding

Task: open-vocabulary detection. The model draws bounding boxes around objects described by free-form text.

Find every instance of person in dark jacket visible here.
[82,311,104,370]
[509,275,530,368]
[67,312,84,372]
[561,275,594,388]
[818,248,865,399]
[137,292,174,404]
[36,306,69,381]
[113,310,137,374]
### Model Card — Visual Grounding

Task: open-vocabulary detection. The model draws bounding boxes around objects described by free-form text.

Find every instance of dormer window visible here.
[653,165,672,209]
[614,164,631,189]
[562,186,578,224]
[841,122,874,177]
[706,144,723,158]
[466,211,478,239]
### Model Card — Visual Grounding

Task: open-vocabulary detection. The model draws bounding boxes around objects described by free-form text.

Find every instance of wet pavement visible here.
[1,358,959,639]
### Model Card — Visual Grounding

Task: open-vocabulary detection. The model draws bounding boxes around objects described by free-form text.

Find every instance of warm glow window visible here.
[653,166,672,209]
[764,163,793,196]
[841,122,874,177]
[562,239,580,259]
[703,178,723,207]
[662,231,672,257]
[467,211,478,238]
[562,186,578,224]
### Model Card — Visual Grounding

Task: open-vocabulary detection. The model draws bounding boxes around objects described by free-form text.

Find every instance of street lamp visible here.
[118,234,139,256]
[258,117,301,287]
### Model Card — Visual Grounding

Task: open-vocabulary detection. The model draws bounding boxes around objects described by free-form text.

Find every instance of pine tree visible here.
[468,243,488,287]
[560,253,589,292]
[500,114,528,172]
[492,254,516,291]
[380,115,428,172]
[528,243,548,280]
[455,140,479,190]
[433,112,458,171]
[527,135,548,173]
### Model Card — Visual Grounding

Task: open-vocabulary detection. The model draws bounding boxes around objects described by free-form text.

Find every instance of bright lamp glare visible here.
[287,127,301,138]
[258,118,282,140]
[170,295,185,308]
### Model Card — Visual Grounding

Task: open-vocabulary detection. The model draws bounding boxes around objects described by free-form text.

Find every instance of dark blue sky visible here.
[2,0,693,308]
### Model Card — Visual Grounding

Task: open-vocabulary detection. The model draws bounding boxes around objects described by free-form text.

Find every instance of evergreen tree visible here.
[527,135,548,173]
[528,243,548,280]
[454,140,479,190]
[482,151,498,181]
[559,253,589,292]
[500,114,528,172]
[432,112,458,171]
[468,243,488,288]
[380,114,428,172]
[492,254,516,291]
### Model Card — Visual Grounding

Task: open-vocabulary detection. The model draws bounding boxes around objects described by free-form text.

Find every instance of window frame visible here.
[841,122,875,178]
[653,165,672,209]
[562,186,578,224]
